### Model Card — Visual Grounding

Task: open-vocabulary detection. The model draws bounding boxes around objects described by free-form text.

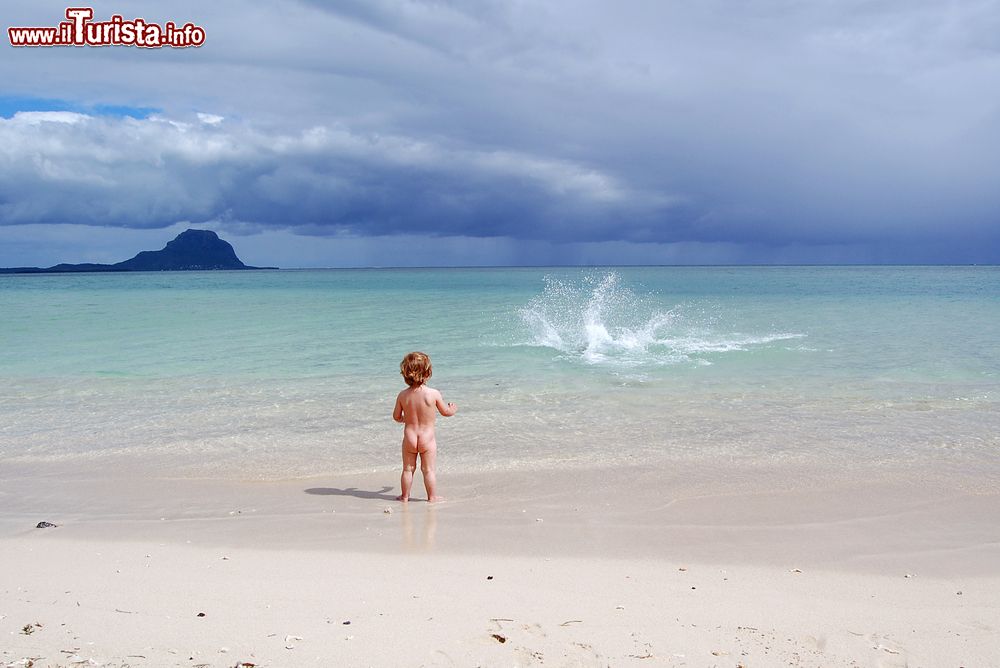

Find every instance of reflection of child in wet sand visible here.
[393,352,457,502]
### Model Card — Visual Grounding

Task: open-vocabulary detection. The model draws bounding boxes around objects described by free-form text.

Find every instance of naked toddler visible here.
[393,352,457,502]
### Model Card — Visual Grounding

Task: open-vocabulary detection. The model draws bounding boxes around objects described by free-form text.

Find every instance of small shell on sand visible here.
[383,507,393,514]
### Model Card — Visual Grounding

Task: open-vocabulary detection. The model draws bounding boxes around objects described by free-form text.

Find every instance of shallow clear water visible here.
[1,266,998,479]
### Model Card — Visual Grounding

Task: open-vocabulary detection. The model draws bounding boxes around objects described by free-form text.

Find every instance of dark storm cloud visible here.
[1,0,998,261]
[0,112,668,241]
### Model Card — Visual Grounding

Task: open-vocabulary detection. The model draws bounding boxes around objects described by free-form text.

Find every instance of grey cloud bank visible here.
[1,0,997,265]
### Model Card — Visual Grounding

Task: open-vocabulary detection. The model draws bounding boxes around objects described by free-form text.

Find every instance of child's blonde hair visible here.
[400,351,432,387]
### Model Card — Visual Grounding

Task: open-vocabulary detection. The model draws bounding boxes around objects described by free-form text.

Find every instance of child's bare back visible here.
[393,352,457,502]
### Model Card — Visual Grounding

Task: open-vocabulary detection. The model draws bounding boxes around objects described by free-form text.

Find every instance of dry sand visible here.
[2,464,998,667]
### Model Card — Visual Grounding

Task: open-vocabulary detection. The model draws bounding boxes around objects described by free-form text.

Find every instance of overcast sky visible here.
[1,0,998,266]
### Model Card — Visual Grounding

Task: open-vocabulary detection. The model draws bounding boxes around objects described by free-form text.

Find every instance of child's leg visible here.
[419,445,441,502]
[398,444,417,502]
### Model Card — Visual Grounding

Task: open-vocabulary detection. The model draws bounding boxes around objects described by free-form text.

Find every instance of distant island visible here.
[0,229,277,273]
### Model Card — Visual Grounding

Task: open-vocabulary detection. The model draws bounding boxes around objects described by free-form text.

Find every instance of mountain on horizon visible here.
[0,229,276,273]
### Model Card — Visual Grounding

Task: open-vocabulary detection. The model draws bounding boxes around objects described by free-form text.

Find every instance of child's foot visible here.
[428,495,444,503]
[396,495,409,502]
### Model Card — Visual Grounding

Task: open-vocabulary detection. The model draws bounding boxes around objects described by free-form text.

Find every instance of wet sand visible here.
[2,464,998,666]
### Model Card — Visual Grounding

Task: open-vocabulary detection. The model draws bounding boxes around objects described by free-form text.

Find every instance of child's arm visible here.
[392,393,405,423]
[435,391,458,417]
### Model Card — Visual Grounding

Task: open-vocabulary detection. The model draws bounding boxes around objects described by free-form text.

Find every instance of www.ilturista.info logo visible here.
[8,7,205,48]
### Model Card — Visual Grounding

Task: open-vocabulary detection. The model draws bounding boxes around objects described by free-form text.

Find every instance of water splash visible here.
[517,271,803,368]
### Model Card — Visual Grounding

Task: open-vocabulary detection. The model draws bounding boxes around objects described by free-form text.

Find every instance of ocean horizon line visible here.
[3,262,998,275]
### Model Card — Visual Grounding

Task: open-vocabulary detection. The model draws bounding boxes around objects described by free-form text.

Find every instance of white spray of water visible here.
[517,271,803,367]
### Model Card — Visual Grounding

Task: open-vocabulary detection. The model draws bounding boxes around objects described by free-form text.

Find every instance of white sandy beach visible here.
[2,464,998,667]
[3,0,999,663]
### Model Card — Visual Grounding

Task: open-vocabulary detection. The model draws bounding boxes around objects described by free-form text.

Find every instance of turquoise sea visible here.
[1,267,998,480]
